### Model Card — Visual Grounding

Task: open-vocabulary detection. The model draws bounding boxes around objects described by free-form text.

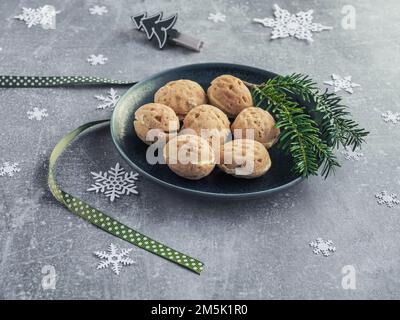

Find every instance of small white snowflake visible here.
[87,162,139,202]
[87,54,108,66]
[324,74,360,94]
[0,162,21,177]
[309,238,336,257]
[94,243,135,275]
[94,88,120,110]
[208,12,226,23]
[14,5,60,29]
[27,107,48,121]
[381,111,400,124]
[375,191,400,208]
[89,5,108,16]
[253,4,332,42]
[341,147,364,161]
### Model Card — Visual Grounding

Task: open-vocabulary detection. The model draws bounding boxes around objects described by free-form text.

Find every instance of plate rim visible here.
[110,62,304,199]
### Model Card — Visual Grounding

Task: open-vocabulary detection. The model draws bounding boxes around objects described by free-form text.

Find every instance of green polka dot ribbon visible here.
[0,75,135,87]
[3,74,204,274]
[48,120,204,275]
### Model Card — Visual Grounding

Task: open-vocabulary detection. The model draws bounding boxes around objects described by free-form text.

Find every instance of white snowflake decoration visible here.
[375,191,400,208]
[89,5,108,16]
[341,147,364,161]
[94,243,135,275]
[87,54,108,66]
[208,12,226,23]
[309,238,336,257]
[14,5,60,29]
[94,88,120,110]
[253,4,332,42]
[27,107,48,121]
[381,111,400,124]
[87,162,139,202]
[0,162,20,177]
[324,74,360,94]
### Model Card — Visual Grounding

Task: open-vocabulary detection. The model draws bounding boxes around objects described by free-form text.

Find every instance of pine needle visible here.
[252,73,369,178]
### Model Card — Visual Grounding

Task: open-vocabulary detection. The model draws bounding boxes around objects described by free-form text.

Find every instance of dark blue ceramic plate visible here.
[111,63,303,199]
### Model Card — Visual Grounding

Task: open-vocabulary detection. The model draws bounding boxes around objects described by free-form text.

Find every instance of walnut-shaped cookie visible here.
[218,139,271,178]
[163,134,215,180]
[231,107,280,149]
[182,104,231,150]
[154,80,208,119]
[207,75,253,117]
[134,103,180,145]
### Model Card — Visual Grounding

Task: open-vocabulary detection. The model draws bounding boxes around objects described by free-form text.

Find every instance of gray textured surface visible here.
[0,0,399,300]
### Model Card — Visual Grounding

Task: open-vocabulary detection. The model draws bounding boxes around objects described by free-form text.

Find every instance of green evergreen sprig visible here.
[251,73,369,178]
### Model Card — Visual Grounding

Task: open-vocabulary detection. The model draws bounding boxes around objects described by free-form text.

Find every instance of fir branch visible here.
[251,73,368,178]
[252,79,339,178]
[266,73,369,150]
[314,90,369,150]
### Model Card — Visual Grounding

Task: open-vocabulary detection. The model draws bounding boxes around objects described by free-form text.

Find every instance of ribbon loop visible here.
[48,120,204,274]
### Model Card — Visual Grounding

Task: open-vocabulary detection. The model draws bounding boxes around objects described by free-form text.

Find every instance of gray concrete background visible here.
[0,0,399,299]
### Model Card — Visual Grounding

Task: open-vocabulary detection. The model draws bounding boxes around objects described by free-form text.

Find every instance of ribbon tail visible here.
[48,120,204,275]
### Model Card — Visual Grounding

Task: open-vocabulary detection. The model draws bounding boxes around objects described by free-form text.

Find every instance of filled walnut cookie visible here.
[207,75,253,117]
[154,79,208,119]
[133,103,180,145]
[163,134,215,180]
[182,104,231,148]
[218,139,271,178]
[231,107,280,149]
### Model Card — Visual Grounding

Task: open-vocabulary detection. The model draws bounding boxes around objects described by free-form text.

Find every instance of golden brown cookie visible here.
[154,80,208,118]
[218,139,271,178]
[182,104,231,149]
[231,107,280,149]
[133,103,180,145]
[163,134,215,180]
[207,75,253,117]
